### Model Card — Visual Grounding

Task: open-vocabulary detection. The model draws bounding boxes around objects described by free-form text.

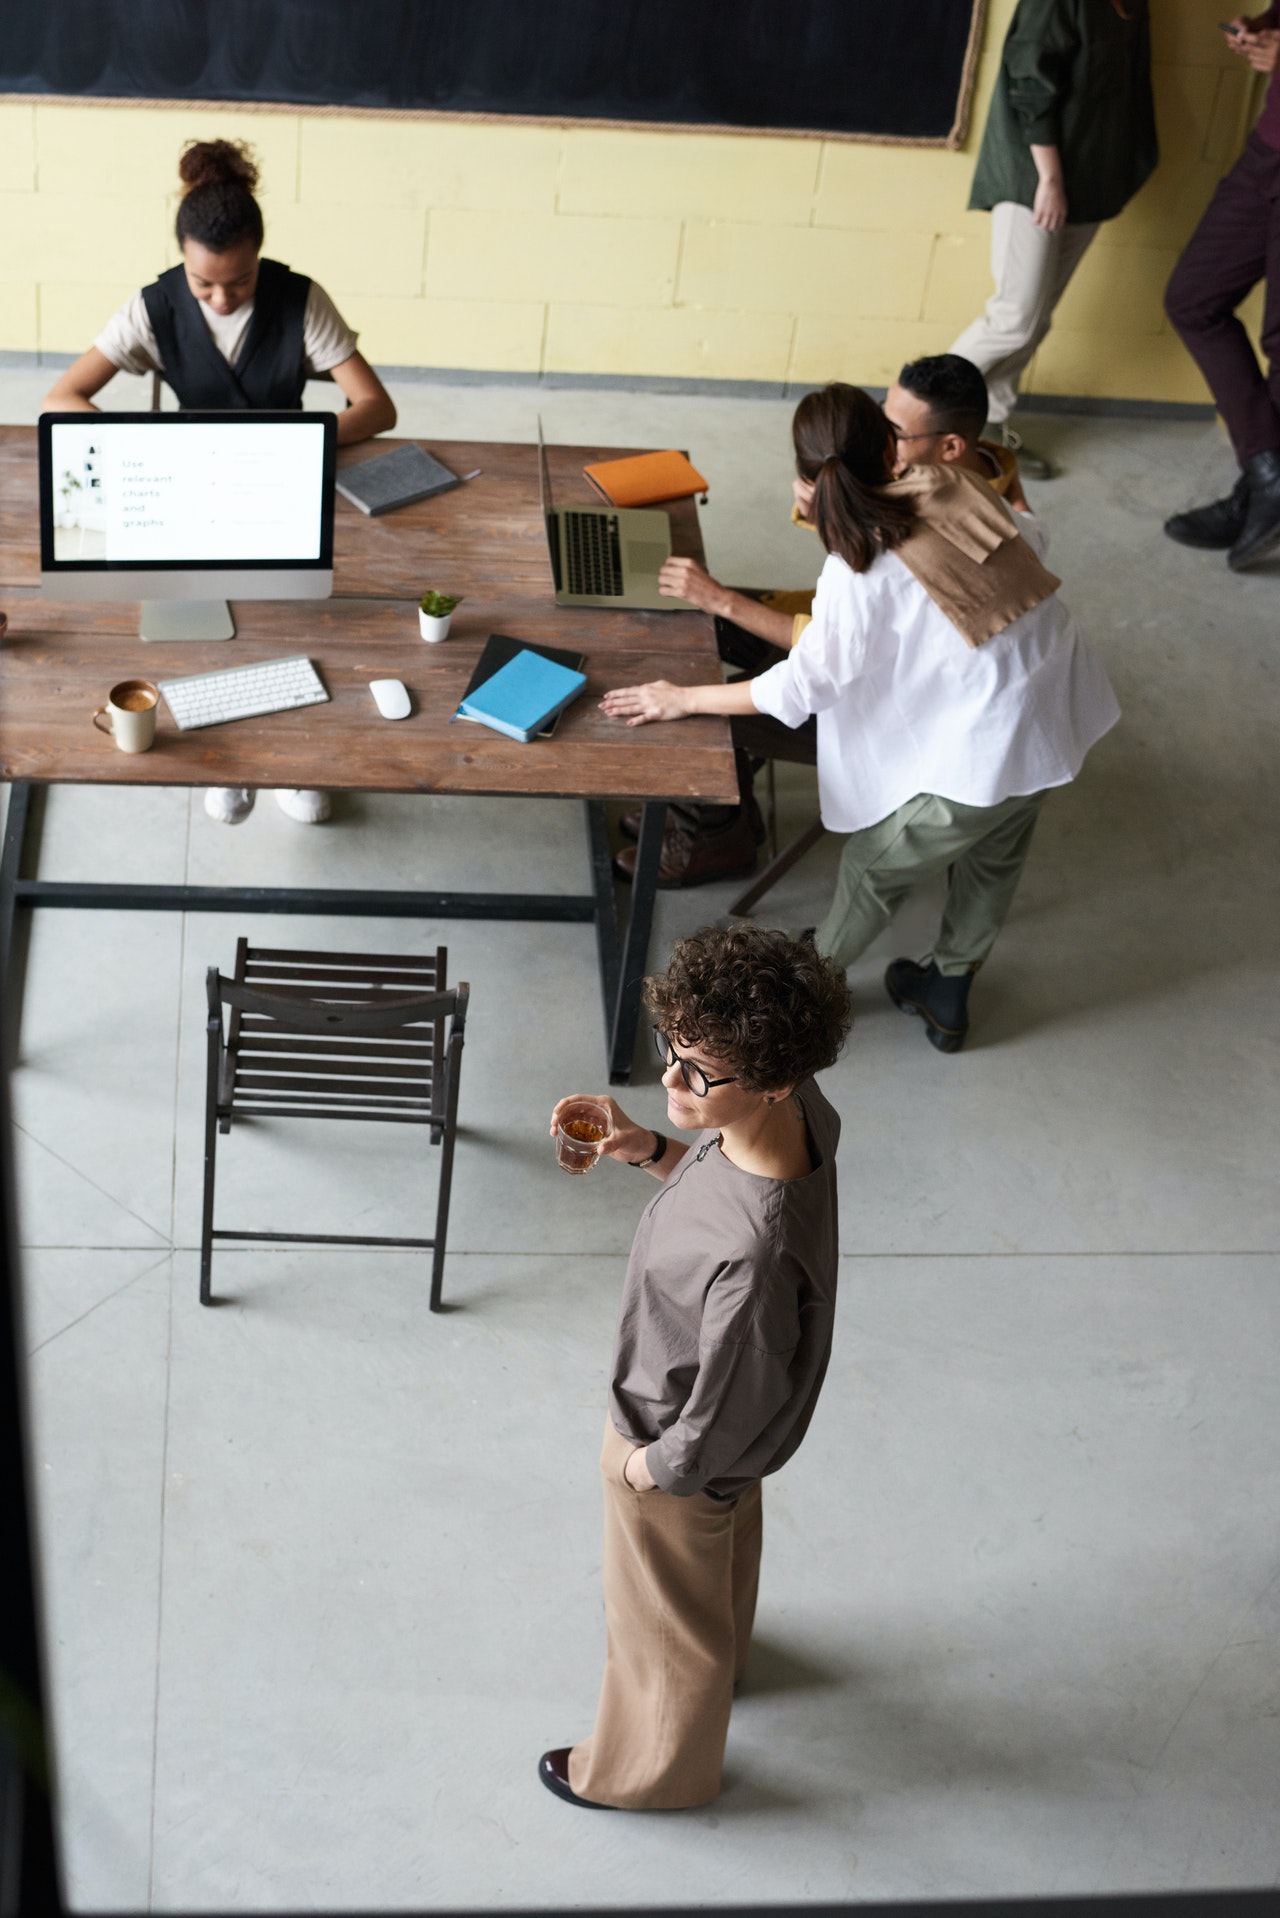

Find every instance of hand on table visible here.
[599,680,690,726]
[549,1093,656,1165]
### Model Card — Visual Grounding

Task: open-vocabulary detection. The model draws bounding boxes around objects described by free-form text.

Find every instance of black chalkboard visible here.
[0,0,987,146]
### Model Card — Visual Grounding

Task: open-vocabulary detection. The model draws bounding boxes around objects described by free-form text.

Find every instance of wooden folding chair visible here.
[200,941,468,1312]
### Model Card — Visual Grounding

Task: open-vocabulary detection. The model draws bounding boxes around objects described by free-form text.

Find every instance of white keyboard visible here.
[159,656,330,731]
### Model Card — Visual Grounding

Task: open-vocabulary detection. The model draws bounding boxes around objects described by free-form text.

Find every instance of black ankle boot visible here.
[884,958,974,1053]
[1229,448,1280,570]
[1163,471,1250,550]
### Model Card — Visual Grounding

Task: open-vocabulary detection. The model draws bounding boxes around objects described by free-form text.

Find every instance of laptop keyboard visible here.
[564,510,624,596]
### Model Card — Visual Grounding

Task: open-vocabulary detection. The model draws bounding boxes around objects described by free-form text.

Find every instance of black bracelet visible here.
[628,1130,668,1168]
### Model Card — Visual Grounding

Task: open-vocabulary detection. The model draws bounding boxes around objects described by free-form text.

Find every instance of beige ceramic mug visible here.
[93,678,159,753]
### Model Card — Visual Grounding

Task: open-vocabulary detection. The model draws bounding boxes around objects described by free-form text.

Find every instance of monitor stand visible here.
[140,600,235,642]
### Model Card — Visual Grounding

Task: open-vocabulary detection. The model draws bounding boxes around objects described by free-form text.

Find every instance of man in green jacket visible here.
[951,0,1157,476]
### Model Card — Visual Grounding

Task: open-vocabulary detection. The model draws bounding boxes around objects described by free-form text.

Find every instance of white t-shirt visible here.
[95,279,358,380]
[750,514,1120,834]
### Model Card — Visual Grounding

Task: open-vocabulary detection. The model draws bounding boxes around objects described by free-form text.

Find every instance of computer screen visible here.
[40,411,336,573]
[38,410,339,640]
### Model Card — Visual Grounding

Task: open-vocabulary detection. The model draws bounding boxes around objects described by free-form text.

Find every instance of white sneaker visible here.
[275,788,331,824]
[204,786,255,824]
[999,422,1052,480]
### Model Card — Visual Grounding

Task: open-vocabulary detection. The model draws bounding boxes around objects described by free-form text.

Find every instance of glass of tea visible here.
[555,1099,611,1174]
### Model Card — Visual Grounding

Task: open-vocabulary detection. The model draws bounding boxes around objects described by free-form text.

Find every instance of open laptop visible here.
[538,419,693,611]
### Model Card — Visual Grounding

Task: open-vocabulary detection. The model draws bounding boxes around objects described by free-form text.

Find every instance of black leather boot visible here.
[884,958,975,1054]
[1229,448,1280,569]
[1163,471,1250,550]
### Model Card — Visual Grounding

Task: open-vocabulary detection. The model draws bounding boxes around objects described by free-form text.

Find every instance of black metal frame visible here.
[0,780,670,1083]
[201,947,469,1311]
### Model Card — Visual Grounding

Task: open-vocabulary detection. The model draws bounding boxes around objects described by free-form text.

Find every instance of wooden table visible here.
[0,429,737,1080]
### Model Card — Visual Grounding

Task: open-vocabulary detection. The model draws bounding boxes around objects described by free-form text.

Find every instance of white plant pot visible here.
[418,609,453,643]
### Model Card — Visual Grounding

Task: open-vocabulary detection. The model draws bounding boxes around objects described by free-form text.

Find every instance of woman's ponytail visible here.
[793,383,914,573]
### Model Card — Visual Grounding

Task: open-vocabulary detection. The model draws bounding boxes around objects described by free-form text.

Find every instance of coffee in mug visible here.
[93,679,159,753]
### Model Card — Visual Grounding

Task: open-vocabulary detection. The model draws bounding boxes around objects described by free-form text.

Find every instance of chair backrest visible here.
[207,943,466,1125]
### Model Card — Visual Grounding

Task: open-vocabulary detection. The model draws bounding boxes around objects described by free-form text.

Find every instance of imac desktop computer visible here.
[38,411,338,641]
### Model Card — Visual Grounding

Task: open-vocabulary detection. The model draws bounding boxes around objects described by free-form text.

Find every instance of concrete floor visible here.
[4,365,1279,1911]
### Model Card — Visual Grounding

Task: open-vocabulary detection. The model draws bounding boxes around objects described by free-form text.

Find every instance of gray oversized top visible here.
[608,1079,841,1502]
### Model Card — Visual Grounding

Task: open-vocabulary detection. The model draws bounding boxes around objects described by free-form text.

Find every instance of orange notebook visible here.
[582,449,709,508]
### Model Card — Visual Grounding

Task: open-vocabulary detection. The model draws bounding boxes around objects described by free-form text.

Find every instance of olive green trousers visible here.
[815,789,1047,976]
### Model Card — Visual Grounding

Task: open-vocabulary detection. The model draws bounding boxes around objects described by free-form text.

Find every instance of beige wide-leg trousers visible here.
[568,1420,763,1810]
[950,201,1100,423]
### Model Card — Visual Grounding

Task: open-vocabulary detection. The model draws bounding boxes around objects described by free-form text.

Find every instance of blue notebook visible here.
[456,647,587,742]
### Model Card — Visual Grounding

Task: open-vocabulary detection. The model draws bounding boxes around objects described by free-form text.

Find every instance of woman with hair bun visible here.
[602,382,1120,1054]
[44,137,397,827]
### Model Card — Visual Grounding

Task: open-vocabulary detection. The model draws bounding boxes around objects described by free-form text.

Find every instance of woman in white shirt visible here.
[44,138,397,827]
[602,383,1119,1054]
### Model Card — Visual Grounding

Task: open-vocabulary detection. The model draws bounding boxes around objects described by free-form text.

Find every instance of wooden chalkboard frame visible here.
[0,1,988,150]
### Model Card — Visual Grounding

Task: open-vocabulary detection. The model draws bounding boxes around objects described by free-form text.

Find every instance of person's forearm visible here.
[42,388,99,414]
[1030,143,1063,188]
[646,1138,688,1180]
[708,586,795,650]
[335,395,396,444]
[674,678,765,718]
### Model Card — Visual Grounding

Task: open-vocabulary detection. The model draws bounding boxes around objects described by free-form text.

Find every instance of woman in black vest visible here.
[45,139,397,826]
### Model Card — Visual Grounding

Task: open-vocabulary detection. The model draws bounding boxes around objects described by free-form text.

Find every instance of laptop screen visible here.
[536,417,561,593]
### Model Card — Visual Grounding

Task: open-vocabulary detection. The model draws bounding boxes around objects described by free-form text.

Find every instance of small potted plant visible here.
[418,590,460,643]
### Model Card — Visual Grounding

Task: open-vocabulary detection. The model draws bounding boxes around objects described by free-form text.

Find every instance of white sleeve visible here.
[303,281,359,376]
[749,556,867,728]
[1016,511,1051,561]
[93,291,162,376]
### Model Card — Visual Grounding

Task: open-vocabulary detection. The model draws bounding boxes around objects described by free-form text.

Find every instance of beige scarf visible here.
[881,463,1061,647]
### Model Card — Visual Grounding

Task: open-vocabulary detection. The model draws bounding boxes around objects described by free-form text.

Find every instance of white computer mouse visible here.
[369,678,411,720]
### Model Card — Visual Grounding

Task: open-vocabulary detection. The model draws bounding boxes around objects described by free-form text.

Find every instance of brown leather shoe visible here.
[613,810,759,888]
[619,795,767,847]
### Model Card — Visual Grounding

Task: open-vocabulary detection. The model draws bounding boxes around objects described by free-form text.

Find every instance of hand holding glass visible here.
[554,1099,611,1174]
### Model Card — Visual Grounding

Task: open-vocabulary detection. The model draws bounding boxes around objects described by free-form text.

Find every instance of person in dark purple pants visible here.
[1164,12,1280,569]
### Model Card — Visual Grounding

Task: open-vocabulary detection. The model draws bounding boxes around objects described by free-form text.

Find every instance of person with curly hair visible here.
[539,924,852,1812]
[603,383,1119,1055]
[44,137,397,829]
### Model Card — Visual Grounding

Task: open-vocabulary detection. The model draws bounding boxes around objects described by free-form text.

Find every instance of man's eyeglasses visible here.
[653,1028,737,1098]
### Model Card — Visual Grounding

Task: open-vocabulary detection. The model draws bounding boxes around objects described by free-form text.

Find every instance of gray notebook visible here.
[335,444,461,515]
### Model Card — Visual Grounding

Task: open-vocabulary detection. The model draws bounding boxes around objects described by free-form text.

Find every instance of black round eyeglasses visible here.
[653,1028,738,1098]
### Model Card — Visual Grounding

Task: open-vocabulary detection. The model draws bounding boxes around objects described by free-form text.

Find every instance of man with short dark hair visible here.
[886,354,1030,510]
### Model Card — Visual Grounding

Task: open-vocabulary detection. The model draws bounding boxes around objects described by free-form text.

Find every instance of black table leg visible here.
[586,801,621,1060]
[2,780,672,1084]
[609,799,665,1085]
[0,782,33,1059]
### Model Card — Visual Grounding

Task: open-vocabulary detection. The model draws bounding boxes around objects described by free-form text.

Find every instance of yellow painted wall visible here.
[0,1,1262,401]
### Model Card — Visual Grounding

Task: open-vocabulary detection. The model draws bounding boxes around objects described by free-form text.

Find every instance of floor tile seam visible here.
[104,1243,1280,1259]
[1093,1578,1280,1887]
[145,1256,176,1914]
[27,1247,176,1355]
[12,1120,171,1244]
